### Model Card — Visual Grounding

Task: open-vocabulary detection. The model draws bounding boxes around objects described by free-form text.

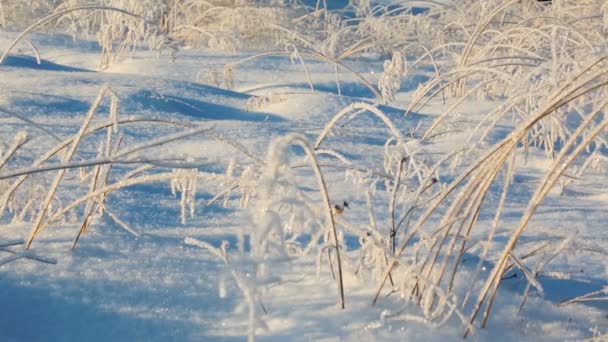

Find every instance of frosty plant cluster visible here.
[186,0,607,338]
[1,0,300,68]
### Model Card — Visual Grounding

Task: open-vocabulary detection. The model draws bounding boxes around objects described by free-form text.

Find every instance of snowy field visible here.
[0,1,607,341]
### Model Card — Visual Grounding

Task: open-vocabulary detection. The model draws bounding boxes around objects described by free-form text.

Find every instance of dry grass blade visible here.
[0,106,62,142]
[0,133,28,170]
[26,85,109,249]
[465,74,608,336]
[559,288,608,306]
[270,133,345,309]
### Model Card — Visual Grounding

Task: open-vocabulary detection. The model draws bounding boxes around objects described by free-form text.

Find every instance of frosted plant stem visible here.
[560,288,608,306]
[46,168,231,239]
[461,152,516,306]
[421,80,493,142]
[372,151,464,305]
[466,108,608,337]
[0,157,180,180]
[0,126,214,180]
[334,64,341,96]
[0,118,185,218]
[271,133,345,308]
[390,158,405,254]
[0,106,62,142]
[26,86,108,248]
[315,102,426,183]
[22,39,41,64]
[0,133,28,170]
[72,135,124,248]
[290,45,315,92]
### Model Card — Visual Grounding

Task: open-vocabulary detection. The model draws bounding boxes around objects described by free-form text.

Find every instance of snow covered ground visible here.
[0,20,607,342]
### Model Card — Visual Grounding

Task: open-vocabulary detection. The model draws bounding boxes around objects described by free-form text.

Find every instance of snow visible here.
[0,5,607,341]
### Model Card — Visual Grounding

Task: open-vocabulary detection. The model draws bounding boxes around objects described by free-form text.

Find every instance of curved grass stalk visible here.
[459,151,516,305]
[371,132,516,304]
[20,82,210,247]
[288,45,315,92]
[371,149,466,305]
[404,56,608,334]
[73,133,124,248]
[0,106,62,142]
[22,39,41,64]
[314,149,351,165]
[314,102,425,183]
[405,66,515,116]
[428,148,510,294]
[458,0,522,68]
[466,89,549,146]
[467,104,608,336]
[393,148,467,239]
[1,125,213,181]
[389,158,405,254]
[410,144,513,303]
[269,133,345,309]
[315,102,407,149]
[400,43,443,81]
[508,16,595,48]
[226,50,382,100]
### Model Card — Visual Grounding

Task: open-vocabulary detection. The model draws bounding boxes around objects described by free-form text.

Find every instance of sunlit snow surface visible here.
[0,29,606,341]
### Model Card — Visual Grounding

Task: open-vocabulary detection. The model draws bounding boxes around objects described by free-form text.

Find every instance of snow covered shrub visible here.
[407,0,607,155]
[2,0,303,66]
[375,45,608,338]
[351,0,371,17]
[0,3,156,69]
[54,0,171,68]
[333,2,446,60]
[290,1,606,334]
[169,0,295,52]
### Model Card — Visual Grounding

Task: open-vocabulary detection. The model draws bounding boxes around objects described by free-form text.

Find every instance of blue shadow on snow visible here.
[123,89,285,122]
[1,55,91,72]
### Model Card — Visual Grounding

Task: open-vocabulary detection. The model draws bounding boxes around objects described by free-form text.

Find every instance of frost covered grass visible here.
[0,0,607,341]
[0,84,220,250]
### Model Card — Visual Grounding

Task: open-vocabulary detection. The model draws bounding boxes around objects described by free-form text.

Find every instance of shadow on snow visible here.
[1,55,91,72]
